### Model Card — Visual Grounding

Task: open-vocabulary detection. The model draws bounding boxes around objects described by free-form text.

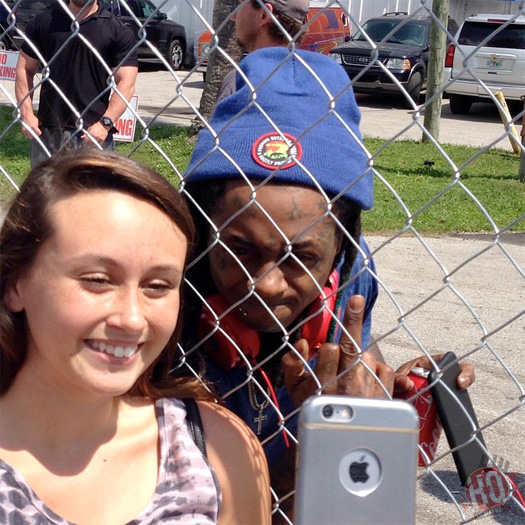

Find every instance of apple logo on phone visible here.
[340,449,382,496]
[349,456,370,483]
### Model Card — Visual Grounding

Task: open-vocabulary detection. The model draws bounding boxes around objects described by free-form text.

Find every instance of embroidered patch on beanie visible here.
[251,132,302,170]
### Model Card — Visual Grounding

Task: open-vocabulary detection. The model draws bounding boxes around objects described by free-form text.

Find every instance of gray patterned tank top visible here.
[0,398,221,524]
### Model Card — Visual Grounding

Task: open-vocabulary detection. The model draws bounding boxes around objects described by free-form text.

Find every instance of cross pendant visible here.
[254,410,267,435]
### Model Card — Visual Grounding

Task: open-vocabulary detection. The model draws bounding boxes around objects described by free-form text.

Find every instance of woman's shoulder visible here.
[196,401,271,524]
[196,400,261,447]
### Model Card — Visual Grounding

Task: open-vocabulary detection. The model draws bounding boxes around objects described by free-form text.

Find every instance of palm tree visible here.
[191,0,242,134]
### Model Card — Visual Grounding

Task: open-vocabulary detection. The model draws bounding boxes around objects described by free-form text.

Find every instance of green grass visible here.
[364,138,524,233]
[1,105,523,233]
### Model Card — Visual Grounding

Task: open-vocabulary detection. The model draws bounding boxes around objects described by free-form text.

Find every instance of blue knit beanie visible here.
[183,47,372,210]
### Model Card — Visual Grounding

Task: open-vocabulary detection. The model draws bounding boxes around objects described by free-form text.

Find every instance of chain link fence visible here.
[0,0,524,523]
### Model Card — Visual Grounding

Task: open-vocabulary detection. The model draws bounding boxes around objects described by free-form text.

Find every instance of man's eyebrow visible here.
[290,240,318,250]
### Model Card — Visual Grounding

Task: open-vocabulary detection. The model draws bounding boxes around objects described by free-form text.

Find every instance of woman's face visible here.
[207,182,341,333]
[5,190,187,400]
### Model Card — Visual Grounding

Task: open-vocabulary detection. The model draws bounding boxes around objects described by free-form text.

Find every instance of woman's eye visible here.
[144,281,175,295]
[80,275,112,290]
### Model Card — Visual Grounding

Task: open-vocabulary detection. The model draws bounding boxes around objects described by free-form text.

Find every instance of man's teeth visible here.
[90,341,138,358]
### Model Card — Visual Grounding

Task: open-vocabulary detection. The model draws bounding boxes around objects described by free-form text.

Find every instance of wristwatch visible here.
[100,116,114,128]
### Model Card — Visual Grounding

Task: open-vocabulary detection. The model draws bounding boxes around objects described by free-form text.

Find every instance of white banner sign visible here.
[0,50,19,81]
[114,95,139,142]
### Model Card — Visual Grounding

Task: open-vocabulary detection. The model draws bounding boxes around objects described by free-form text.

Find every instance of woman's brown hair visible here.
[0,148,207,399]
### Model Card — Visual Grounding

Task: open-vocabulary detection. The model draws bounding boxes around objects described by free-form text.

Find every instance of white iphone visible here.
[294,395,419,525]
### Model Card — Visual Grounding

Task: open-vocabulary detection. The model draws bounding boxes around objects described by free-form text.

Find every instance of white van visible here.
[444,14,525,114]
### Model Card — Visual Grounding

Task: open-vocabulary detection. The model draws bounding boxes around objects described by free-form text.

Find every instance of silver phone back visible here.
[294,395,419,525]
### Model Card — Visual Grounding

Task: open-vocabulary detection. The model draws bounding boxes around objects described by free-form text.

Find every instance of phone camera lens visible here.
[322,405,333,418]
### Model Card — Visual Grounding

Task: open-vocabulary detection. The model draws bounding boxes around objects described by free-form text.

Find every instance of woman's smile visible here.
[87,340,143,359]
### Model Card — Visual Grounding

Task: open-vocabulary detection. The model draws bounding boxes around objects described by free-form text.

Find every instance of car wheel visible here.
[168,39,184,71]
[405,71,422,107]
[449,94,473,115]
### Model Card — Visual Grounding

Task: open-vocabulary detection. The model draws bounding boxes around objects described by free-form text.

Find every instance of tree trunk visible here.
[190,0,242,136]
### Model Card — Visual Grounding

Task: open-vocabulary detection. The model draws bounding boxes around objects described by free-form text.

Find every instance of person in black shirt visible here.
[15,0,138,166]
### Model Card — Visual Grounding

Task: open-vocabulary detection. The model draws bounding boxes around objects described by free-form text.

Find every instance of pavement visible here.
[1,67,524,524]
[368,233,524,524]
[2,66,522,152]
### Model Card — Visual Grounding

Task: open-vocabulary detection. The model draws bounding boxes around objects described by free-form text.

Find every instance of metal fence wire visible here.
[0,0,524,523]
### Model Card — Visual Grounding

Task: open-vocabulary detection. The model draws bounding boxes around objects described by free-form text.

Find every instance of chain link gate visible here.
[0,0,524,522]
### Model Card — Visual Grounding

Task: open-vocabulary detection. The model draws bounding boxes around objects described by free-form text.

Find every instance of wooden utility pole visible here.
[422,0,449,142]
[519,96,525,182]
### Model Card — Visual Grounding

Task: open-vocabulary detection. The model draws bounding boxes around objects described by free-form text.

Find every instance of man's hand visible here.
[83,121,109,145]
[282,295,395,407]
[20,113,42,140]
[394,354,476,396]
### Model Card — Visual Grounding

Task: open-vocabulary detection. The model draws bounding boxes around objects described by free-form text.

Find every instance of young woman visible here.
[0,149,270,524]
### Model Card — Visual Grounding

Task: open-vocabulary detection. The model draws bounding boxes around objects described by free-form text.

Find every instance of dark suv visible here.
[102,0,186,70]
[5,0,187,70]
[330,12,458,106]
[0,2,16,50]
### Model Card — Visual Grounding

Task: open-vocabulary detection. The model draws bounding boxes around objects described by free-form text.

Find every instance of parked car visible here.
[330,12,458,106]
[0,1,19,50]
[5,0,187,70]
[102,0,186,70]
[6,0,55,50]
[0,2,13,50]
[197,3,351,81]
[444,14,525,115]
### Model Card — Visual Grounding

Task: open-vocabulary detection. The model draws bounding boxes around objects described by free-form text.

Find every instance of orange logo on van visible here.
[252,132,302,169]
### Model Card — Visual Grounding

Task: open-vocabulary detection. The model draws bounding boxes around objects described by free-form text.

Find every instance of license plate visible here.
[487,55,503,68]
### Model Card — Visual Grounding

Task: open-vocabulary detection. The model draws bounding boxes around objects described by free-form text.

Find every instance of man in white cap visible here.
[216,0,309,103]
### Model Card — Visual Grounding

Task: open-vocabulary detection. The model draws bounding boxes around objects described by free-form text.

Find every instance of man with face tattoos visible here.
[15,0,138,166]
[182,48,475,519]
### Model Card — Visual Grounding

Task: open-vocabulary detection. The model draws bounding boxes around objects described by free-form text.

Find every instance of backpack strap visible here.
[183,398,207,458]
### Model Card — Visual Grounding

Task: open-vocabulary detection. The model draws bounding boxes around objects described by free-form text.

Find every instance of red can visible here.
[398,367,443,466]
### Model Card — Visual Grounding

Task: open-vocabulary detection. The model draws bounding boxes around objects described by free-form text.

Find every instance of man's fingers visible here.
[393,373,415,396]
[313,343,341,395]
[338,295,365,373]
[282,339,309,391]
[457,362,475,389]
[22,126,41,139]
[337,351,394,398]
[375,361,395,396]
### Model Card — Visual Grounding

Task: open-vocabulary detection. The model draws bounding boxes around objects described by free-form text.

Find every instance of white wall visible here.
[153,0,214,66]
[449,0,523,25]
[153,0,523,65]
[338,0,432,33]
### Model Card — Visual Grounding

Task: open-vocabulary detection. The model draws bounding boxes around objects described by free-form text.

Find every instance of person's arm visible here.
[198,400,271,524]
[15,50,41,139]
[216,69,237,105]
[84,65,138,144]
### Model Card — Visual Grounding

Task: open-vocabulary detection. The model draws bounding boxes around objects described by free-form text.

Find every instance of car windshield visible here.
[354,20,427,46]
[458,21,525,49]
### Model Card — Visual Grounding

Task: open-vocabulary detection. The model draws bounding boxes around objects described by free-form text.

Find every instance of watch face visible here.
[101,117,113,127]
